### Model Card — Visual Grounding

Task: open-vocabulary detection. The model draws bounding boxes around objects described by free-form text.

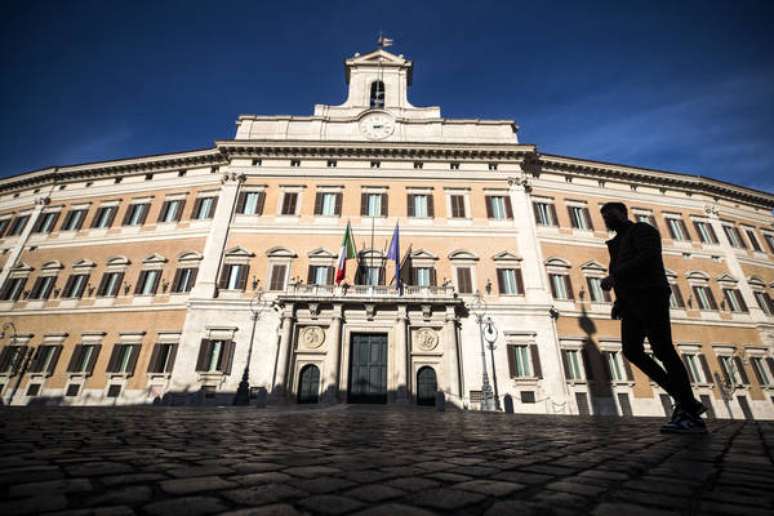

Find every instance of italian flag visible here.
[336,221,357,284]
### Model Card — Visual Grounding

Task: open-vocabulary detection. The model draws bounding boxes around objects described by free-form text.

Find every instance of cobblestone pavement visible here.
[1,405,773,516]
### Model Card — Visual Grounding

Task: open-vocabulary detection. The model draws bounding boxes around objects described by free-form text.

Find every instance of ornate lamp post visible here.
[233,288,264,406]
[469,291,495,411]
[1,322,28,406]
[483,316,501,411]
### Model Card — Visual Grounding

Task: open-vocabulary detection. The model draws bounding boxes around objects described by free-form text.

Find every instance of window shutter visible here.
[90,209,102,228]
[67,346,83,372]
[126,345,140,375]
[678,220,690,241]
[504,197,513,219]
[407,195,415,217]
[583,209,593,230]
[485,197,493,219]
[334,193,342,215]
[195,339,211,372]
[622,355,634,380]
[378,267,385,286]
[158,202,170,223]
[326,267,334,285]
[548,275,558,299]
[507,346,516,378]
[106,345,121,373]
[692,221,703,242]
[105,207,117,228]
[62,211,74,231]
[188,269,198,290]
[719,357,731,384]
[602,351,612,381]
[457,267,471,294]
[430,268,437,287]
[218,265,231,290]
[149,270,160,294]
[236,192,247,214]
[561,350,571,379]
[76,274,90,298]
[86,345,101,375]
[766,357,774,380]
[698,354,712,383]
[360,193,368,216]
[530,344,543,378]
[135,271,147,294]
[97,273,109,297]
[29,277,43,299]
[220,341,235,374]
[532,202,541,223]
[581,347,594,380]
[666,219,677,239]
[410,267,418,286]
[307,266,315,284]
[514,269,524,294]
[28,347,44,373]
[63,275,78,298]
[734,356,749,384]
[192,198,203,219]
[565,276,575,300]
[270,264,286,291]
[175,201,185,221]
[750,358,764,385]
[737,291,748,312]
[121,206,133,225]
[171,269,182,293]
[427,195,435,217]
[313,193,323,215]
[166,344,178,373]
[496,269,505,295]
[707,288,718,310]
[211,196,220,217]
[566,206,576,228]
[47,211,61,232]
[147,344,161,373]
[237,264,249,291]
[549,204,558,226]
[46,346,62,375]
[707,224,718,243]
[381,194,388,217]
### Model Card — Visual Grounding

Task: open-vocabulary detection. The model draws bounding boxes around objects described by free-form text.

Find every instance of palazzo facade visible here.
[1,48,773,419]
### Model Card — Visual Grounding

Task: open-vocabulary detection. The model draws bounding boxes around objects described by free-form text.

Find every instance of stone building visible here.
[0,48,772,419]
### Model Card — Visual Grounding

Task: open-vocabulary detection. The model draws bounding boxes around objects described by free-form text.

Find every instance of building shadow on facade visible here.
[578,304,616,415]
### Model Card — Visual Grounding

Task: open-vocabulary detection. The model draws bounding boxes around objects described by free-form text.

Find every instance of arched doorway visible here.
[416,366,437,406]
[297,364,320,404]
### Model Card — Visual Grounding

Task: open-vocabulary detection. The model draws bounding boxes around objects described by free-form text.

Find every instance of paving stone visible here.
[546,480,608,497]
[297,495,365,515]
[411,487,487,510]
[66,462,134,477]
[223,483,307,505]
[143,496,229,516]
[218,505,306,516]
[233,472,294,485]
[424,472,475,483]
[592,502,678,516]
[345,484,404,502]
[9,477,93,497]
[0,494,68,515]
[492,470,554,484]
[283,466,342,478]
[385,477,442,492]
[167,465,234,478]
[292,477,357,494]
[100,473,167,487]
[45,507,136,516]
[351,503,437,516]
[233,462,284,474]
[159,475,238,494]
[83,486,152,507]
[454,479,526,496]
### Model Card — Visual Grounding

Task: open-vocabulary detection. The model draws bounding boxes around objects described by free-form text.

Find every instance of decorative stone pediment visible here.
[410,249,438,261]
[664,268,677,279]
[545,257,571,268]
[686,270,709,281]
[307,248,337,259]
[142,253,167,264]
[448,250,478,261]
[226,246,255,258]
[580,260,606,272]
[106,256,130,266]
[492,251,522,262]
[265,246,295,258]
[41,260,64,271]
[748,275,765,288]
[71,259,96,269]
[177,251,203,262]
[715,273,738,284]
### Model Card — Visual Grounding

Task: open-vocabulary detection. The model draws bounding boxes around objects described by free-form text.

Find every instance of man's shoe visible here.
[660,411,708,434]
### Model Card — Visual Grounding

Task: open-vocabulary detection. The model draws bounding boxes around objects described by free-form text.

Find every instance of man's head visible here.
[600,202,629,231]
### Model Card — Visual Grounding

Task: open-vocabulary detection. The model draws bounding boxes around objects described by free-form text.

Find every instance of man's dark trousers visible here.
[620,289,694,408]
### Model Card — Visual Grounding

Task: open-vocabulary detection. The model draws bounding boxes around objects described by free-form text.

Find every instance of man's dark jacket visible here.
[606,221,670,304]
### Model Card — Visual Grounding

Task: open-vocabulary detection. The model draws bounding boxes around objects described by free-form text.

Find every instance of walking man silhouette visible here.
[600,202,707,433]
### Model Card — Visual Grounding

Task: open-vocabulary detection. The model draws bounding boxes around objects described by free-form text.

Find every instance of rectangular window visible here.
[106,344,139,374]
[147,343,178,374]
[107,385,122,397]
[533,202,557,226]
[237,192,265,216]
[290,159,300,167]
[65,384,80,397]
[27,345,60,374]
[0,277,27,301]
[361,193,386,217]
[510,345,531,377]
[62,274,90,299]
[0,345,28,374]
[764,234,774,254]
[66,344,101,375]
[61,209,87,231]
[413,161,423,169]
[586,277,611,302]
[719,355,737,384]
[450,195,466,218]
[158,200,184,223]
[666,217,690,241]
[693,221,718,244]
[745,229,762,252]
[359,266,383,286]
[407,194,433,218]
[568,206,593,230]
[723,225,746,249]
[327,160,337,168]
[307,265,333,286]
[281,192,298,215]
[450,162,460,170]
[414,267,432,287]
[635,213,656,226]
[605,351,624,381]
[135,270,161,296]
[692,285,718,310]
[193,197,218,219]
[751,357,770,386]
[683,354,705,384]
[91,206,116,229]
[314,192,341,216]
[549,274,573,300]
[669,283,685,308]
[171,268,198,293]
[723,288,748,313]
[0,218,10,236]
[195,339,234,374]
[497,268,524,295]
[122,204,149,226]
[456,267,473,294]
[562,349,583,380]
[28,275,57,300]
[97,271,124,297]
[486,196,513,220]
[753,291,773,315]
[269,264,287,291]
[219,264,249,291]
[7,215,30,236]
[34,211,60,233]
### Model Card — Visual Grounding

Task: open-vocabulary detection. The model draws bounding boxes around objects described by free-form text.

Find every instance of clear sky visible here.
[1,0,772,192]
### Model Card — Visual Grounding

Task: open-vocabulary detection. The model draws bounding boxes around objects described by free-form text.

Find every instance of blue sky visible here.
[1,0,772,192]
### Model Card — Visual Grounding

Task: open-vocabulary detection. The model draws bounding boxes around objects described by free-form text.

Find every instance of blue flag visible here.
[386,222,401,294]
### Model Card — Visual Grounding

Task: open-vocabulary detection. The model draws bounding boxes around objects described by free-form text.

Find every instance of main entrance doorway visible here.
[348,333,388,404]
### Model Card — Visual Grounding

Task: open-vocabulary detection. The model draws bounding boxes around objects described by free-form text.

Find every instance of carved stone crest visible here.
[300,326,325,349]
[415,328,439,352]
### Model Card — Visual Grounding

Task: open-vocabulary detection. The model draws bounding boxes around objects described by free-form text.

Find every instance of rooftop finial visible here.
[377,31,394,49]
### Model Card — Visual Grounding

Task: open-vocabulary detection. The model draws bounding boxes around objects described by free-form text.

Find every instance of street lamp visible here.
[483,316,501,411]
[1,322,29,406]
[233,288,265,405]
[469,291,495,411]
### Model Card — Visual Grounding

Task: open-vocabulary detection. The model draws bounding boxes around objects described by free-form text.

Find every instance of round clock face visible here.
[359,112,395,140]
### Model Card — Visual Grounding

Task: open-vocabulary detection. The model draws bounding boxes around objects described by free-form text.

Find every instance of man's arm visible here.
[610,223,661,282]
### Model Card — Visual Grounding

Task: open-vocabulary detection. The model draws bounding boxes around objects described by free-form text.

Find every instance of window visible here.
[682,354,706,384]
[745,229,762,252]
[7,215,30,236]
[586,277,611,302]
[568,206,593,230]
[693,221,718,244]
[486,196,513,220]
[219,264,249,291]
[0,218,10,236]
[764,234,774,254]
[65,384,80,397]
[692,285,718,310]
[307,265,333,285]
[195,339,235,374]
[750,357,770,386]
[281,192,299,215]
[0,277,27,301]
[358,265,383,286]
[33,212,60,233]
[147,343,177,374]
[171,268,198,293]
[549,274,574,300]
[192,197,218,220]
[449,194,466,218]
[107,385,121,397]
[497,269,524,295]
[361,193,387,217]
[753,291,773,315]
[450,162,460,170]
[635,213,656,226]
[290,159,301,167]
[510,345,531,377]
[562,349,584,380]
[669,283,685,309]
[666,217,690,241]
[268,264,287,291]
[327,160,337,168]
[370,161,381,169]
[91,206,116,229]
[96,271,124,297]
[62,274,90,299]
[106,344,140,374]
[722,224,746,249]
[158,199,184,223]
[60,209,87,231]
[488,163,498,171]
[252,159,262,167]
[533,202,557,226]
[66,344,101,375]
[26,383,41,396]
[456,267,473,294]
[0,345,28,374]
[123,203,149,226]
[134,270,161,296]
[236,192,265,215]
[370,80,385,108]
[407,194,434,218]
[604,351,625,381]
[411,267,436,287]
[28,275,57,300]
[718,356,740,385]
[723,288,748,313]
[413,161,423,170]
[314,192,342,216]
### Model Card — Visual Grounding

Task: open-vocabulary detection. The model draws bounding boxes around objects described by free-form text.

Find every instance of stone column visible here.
[445,306,462,406]
[190,171,244,299]
[271,307,295,402]
[0,194,50,289]
[395,305,409,403]
[322,306,343,403]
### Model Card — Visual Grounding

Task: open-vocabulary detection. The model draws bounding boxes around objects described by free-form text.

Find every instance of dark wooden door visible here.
[297,364,320,404]
[416,367,437,406]
[348,333,387,403]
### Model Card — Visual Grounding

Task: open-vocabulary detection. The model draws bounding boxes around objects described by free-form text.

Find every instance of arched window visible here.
[370,81,385,108]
